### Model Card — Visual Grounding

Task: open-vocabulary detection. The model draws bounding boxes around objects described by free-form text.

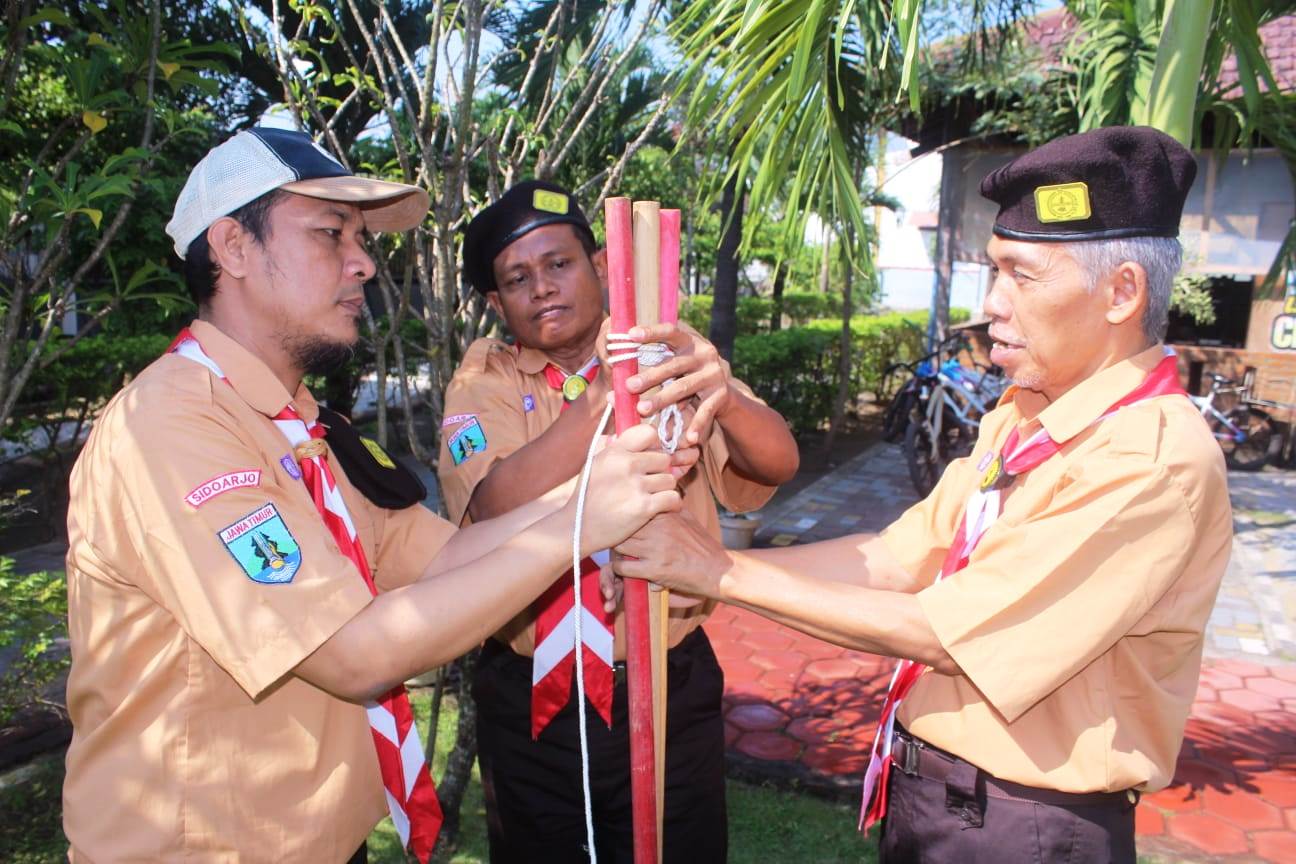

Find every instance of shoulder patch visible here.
[185,470,261,508]
[442,412,478,428]
[448,418,487,465]
[218,503,301,584]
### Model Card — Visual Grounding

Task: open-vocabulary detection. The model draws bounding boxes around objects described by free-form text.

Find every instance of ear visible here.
[590,247,608,287]
[1105,260,1147,328]
[205,217,254,280]
[485,290,505,319]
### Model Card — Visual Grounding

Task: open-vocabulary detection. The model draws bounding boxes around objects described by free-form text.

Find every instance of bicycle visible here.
[902,350,1008,496]
[1189,373,1279,471]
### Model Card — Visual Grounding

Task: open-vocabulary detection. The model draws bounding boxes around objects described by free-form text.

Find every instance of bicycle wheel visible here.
[904,417,940,496]
[1222,406,1277,471]
[882,384,915,443]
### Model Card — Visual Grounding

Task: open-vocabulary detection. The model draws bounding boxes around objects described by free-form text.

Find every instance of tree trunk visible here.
[929,146,964,349]
[823,235,853,457]
[769,260,787,331]
[818,227,832,294]
[709,171,744,362]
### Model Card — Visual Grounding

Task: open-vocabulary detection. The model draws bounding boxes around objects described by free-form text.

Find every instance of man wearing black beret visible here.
[615,126,1233,861]
[438,180,799,862]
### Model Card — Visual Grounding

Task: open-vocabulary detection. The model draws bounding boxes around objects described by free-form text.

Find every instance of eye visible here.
[320,228,342,240]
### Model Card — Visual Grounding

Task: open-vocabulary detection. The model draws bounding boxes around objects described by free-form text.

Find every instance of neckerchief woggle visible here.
[168,328,443,862]
[859,348,1186,833]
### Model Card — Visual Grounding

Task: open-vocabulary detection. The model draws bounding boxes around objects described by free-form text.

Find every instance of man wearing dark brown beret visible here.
[438,180,798,862]
[615,126,1233,862]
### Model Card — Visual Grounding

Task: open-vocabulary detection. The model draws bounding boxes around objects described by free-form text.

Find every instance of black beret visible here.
[462,180,597,293]
[980,126,1197,242]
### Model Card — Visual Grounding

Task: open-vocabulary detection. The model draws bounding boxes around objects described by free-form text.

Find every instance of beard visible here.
[282,332,356,375]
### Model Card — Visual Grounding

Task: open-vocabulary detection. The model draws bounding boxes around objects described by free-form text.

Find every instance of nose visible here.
[530,269,559,301]
[983,272,1012,321]
[348,236,376,284]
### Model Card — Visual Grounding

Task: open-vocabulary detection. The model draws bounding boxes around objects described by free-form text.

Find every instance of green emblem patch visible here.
[219,503,302,584]
[533,189,569,215]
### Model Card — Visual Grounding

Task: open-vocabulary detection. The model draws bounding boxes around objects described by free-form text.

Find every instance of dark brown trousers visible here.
[880,730,1137,864]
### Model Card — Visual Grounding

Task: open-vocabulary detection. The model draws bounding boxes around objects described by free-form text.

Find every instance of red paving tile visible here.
[1134,804,1164,836]
[1167,812,1249,855]
[1255,829,1296,863]
[716,611,1296,859]
[1199,666,1245,691]
[1220,687,1284,713]
[1211,658,1272,680]
[734,731,801,761]
[1248,676,1296,700]
[1203,786,1283,830]
[727,703,788,733]
[803,658,863,683]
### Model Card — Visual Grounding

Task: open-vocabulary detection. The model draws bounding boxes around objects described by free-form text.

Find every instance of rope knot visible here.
[295,438,327,461]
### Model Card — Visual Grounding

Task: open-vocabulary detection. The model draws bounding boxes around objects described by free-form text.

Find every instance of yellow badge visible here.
[361,437,397,470]
[562,374,588,401]
[979,455,1004,492]
[533,189,569,215]
[1034,182,1091,223]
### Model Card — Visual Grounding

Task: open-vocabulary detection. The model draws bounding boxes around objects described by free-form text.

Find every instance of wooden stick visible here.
[632,201,667,864]
[605,196,659,864]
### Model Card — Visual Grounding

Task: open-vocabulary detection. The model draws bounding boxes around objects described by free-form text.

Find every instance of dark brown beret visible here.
[462,180,597,293]
[980,126,1197,242]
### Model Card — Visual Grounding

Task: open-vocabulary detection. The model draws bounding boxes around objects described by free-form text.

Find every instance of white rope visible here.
[605,334,683,453]
[572,398,616,863]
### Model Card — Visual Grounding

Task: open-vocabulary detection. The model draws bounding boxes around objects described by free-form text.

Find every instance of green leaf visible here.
[18,7,75,29]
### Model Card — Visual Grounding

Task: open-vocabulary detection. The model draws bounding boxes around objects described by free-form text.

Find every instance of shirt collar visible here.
[188,320,318,422]
[1013,343,1168,445]
[515,343,552,376]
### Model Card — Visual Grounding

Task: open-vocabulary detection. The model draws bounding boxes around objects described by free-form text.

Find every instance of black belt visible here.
[891,726,1138,809]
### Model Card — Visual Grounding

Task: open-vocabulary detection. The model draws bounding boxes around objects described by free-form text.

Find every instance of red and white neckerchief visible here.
[859,349,1187,833]
[169,328,442,862]
[530,354,616,738]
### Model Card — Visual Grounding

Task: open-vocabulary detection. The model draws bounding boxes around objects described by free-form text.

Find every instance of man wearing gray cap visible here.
[61,127,691,863]
[615,126,1233,861]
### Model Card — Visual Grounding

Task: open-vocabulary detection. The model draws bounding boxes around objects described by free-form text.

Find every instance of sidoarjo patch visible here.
[218,503,302,584]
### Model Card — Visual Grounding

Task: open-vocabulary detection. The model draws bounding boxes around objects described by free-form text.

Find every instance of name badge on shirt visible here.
[218,503,302,584]
[448,418,487,465]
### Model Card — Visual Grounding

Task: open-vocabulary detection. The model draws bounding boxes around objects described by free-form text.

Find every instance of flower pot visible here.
[719,514,761,550]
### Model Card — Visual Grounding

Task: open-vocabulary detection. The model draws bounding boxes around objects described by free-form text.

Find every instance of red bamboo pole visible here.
[604,196,658,864]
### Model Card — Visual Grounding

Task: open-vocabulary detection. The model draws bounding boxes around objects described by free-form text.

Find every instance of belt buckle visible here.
[896,733,923,776]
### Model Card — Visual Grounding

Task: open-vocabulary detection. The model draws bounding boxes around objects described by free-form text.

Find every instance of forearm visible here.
[720,551,957,672]
[301,505,578,701]
[468,403,604,520]
[431,477,574,573]
[749,533,923,593]
[714,392,798,485]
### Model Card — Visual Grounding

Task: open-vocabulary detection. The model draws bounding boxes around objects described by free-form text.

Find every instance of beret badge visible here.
[1034,182,1091,223]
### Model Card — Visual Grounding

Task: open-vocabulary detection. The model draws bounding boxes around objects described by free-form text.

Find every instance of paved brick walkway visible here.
[715,442,1296,863]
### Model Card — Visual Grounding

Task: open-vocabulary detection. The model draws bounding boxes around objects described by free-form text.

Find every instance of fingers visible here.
[686,391,723,445]
[648,489,683,516]
[627,322,689,347]
[626,355,697,396]
[614,422,661,452]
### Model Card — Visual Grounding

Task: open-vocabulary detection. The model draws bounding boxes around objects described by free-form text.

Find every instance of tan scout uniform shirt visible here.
[64,320,456,863]
[882,344,1232,794]
[438,337,774,658]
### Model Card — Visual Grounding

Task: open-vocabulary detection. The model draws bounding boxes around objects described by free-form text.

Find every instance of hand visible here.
[616,322,734,447]
[614,510,732,600]
[575,423,683,554]
[599,555,705,612]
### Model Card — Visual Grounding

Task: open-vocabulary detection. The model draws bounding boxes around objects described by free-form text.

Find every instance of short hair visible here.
[182,188,289,307]
[1064,236,1183,342]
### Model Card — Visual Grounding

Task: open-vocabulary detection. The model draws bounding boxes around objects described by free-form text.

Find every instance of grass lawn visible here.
[0,692,875,863]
